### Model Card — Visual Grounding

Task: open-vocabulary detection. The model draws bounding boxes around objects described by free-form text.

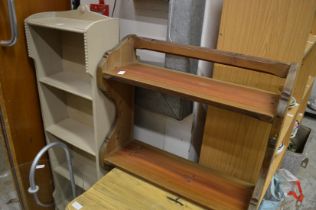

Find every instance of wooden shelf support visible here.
[97,35,298,209]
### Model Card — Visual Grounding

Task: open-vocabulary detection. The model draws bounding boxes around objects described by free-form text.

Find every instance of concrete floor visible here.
[0,137,21,210]
[0,172,20,210]
[295,116,316,209]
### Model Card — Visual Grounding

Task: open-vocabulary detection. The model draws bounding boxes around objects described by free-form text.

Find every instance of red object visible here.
[288,180,304,204]
[90,0,109,16]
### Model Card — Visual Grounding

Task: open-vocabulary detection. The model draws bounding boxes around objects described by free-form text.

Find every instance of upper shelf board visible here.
[105,63,279,122]
[100,35,296,122]
[25,10,114,33]
[40,71,92,100]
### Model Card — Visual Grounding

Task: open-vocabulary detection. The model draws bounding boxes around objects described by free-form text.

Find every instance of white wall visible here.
[191,0,223,158]
[81,0,223,160]
[119,17,198,159]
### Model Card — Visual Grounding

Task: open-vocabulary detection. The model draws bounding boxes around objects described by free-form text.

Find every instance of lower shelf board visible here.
[46,118,96,156]
[104,140,254,210]
[53,164,94,191]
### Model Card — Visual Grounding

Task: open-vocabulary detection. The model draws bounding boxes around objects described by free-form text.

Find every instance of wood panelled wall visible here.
[199,0,316,184]
[293,35,316,102]
[312,11,316,34]
[0,1,69,209]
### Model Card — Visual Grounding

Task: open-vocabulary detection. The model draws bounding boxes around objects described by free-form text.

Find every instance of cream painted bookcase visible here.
[25,9,119,193]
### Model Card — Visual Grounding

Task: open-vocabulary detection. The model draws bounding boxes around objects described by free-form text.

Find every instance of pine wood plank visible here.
[312,11,316,35]
[258,105,300,203]
[66,168,204,210]
[104,140,254,210]
[200,0,316,187]
[134,36,290,78]
[297,77,314,122]
[293,36,316,102]
[212,0,316,92]
[104,63,279,122]
[199,106,272,184]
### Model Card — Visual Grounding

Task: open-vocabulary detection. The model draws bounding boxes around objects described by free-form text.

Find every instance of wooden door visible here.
[0,0,69,209]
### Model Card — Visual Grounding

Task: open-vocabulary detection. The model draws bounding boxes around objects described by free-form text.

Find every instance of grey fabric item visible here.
[135,0,205,120]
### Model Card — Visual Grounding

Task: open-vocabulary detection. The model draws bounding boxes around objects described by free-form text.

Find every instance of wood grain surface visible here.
[0,1,69,209]
[293,35,316,101]
[213,0,316,92]
[297,77,314,122]
[200,0,316,188]
[98,36,136,160]
[104,141,253,210]
[199,106,272,184]
[105,63,279,122]
[98,36,254,209]
[98,34,301,209]
[66,168,204,210]
[258,104,300,202]
[134,36,290,78]
[312,11,316,35]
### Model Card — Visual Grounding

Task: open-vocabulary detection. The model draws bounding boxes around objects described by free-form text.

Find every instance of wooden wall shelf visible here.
[105,140,253,210]
[98,35,297,209]
[105,63,279,122]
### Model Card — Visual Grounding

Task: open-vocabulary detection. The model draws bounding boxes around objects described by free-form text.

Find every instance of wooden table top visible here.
[66,168,204,210]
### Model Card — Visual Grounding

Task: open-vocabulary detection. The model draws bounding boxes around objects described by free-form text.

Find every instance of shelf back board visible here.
[200,0,316,207]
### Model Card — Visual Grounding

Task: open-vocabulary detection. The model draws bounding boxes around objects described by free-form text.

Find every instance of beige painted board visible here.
[39,71,92,100]
[89,18,119,176]
[53,164,93,190]
[26,10,108,33]
[47,135,97,190]
[25,9,119,198]
[46,118,95,155]
[66,168,204,210]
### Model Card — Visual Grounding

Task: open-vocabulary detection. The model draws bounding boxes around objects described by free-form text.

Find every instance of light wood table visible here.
[66,168,204,210]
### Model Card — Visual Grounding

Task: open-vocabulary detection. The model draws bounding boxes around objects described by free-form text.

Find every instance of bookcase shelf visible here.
[54,165,93,191]
[48,133,97,190]
[39,71,92,100]
[25,9,119,204]
[26,10,108,33]
[46,118,95,156]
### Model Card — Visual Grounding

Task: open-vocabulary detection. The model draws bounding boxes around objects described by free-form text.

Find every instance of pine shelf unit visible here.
[98,35,297,209]
[25,9,119,198]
